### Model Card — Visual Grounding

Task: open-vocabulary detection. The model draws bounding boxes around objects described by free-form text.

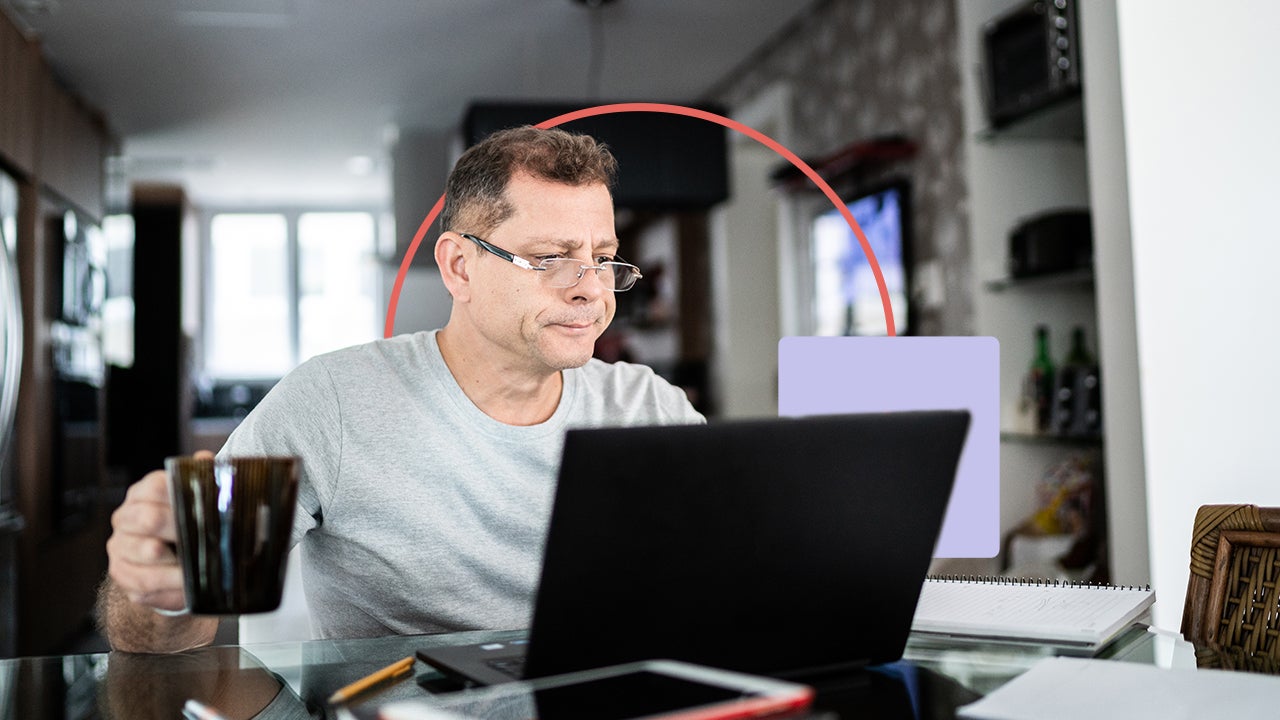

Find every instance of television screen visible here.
[811,181,911,336]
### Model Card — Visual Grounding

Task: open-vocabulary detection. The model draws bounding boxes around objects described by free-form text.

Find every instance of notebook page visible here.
[957,656,1280,720]
[912,580,1155,644]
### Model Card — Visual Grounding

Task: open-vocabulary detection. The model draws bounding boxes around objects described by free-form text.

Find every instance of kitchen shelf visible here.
[769,135,919,191]
[984,268,1094,292]
[975,95,1085,143]
[1001,431,1103,447]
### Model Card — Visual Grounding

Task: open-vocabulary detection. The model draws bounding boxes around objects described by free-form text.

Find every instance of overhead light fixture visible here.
[381,123,401,148]
[346,156,376,176]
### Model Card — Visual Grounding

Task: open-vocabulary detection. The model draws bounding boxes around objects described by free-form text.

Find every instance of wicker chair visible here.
[1181,504,1280,670]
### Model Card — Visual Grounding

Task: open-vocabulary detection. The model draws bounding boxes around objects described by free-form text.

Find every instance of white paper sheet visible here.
[958,656,1280,720]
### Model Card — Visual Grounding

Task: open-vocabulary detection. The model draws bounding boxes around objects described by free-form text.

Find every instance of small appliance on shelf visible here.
[1007,209,1092,279]
[981,0,1082,130]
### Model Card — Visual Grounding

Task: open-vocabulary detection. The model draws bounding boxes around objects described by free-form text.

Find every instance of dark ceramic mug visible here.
[165,455,300,614]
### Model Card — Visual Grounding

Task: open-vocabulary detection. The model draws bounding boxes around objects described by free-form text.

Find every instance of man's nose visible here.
[569,264,608,302]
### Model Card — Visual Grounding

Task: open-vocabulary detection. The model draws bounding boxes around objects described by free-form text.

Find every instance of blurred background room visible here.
[0,0,1277,667]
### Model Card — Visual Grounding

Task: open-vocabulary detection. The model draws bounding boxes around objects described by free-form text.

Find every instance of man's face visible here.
[464,172,618,374]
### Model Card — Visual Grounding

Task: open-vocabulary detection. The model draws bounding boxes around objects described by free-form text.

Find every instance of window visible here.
[298,212,378,361]
[205,211,379,379]
[101,214,136,368]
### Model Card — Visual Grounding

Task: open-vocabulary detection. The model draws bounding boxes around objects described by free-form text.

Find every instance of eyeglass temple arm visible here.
[462,233,540,271]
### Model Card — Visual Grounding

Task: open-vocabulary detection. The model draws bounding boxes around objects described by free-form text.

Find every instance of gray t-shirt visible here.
[221,330,703,639]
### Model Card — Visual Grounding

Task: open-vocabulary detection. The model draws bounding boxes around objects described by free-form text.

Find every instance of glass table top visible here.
[0,625,1193,720]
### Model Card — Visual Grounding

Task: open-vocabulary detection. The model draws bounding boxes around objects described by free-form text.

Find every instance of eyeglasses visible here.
[460,233,643,292]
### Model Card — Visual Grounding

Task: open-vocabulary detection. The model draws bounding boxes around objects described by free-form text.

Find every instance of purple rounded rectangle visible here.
[778,336,999,557]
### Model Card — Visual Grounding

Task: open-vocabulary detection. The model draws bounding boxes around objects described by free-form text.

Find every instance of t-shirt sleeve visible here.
[219,357,343,546]
[592,360,706,426]
[655,376,706,425]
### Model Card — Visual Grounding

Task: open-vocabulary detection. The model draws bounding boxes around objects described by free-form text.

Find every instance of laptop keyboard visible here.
[484,656,525,678]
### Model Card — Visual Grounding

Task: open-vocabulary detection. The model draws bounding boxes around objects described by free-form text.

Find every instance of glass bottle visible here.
[1065,326,1095,366]
[1073,327,1102,436]
[1052,326,1099,436]
[1029,325,1055,433]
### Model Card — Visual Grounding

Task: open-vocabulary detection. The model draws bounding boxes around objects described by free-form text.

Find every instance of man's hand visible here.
[106,468,183,610]
[106,452,214,610]
[99,450,219,652]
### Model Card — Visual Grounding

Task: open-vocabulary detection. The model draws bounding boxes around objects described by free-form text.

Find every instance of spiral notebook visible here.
[910,577,1155,655]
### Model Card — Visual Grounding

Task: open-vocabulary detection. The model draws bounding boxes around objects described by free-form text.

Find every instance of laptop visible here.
[419,410,971,687]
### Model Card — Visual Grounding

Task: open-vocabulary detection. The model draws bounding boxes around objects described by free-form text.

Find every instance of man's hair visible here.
[440,126,618,236]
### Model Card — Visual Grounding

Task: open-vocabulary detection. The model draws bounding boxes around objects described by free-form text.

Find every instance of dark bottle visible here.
[1028,325,1056,433]
[1065,326,1095,366]
[1080,361,1103,436]
[1076,328,1103,436]
[1052,326,1100,436]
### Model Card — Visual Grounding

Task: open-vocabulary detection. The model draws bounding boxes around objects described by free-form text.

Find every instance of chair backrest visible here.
[1181,504,1280,662]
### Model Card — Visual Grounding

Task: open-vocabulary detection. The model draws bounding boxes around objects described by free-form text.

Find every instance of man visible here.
[99,126,704,653]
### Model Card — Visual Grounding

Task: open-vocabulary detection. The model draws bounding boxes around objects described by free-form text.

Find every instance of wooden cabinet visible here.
[0,11,109,219]
[3,7,114,655]
[35,59,107,219]
[0,15,38,174]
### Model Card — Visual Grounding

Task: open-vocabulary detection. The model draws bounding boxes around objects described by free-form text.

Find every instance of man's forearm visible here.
[95,577,219,653]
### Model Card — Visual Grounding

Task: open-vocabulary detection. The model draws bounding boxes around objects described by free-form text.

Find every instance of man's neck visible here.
[436,327,564,426]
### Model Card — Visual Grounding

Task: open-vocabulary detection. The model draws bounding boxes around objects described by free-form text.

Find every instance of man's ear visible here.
[436,232,472,303]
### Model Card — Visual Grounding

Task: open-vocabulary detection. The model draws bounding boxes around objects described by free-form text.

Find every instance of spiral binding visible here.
[925,574,1152,592]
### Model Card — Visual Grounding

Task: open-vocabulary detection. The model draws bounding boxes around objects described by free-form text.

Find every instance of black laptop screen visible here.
[523,411,971,680]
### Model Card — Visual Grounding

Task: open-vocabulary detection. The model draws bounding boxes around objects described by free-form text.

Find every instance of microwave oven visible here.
[981,0,1081,129]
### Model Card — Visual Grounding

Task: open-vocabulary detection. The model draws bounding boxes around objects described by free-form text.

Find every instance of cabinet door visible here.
[0,18,38,174]
[36,63,106,221]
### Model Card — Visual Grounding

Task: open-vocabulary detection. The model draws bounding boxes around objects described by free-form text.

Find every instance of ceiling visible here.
[3,0,816,210]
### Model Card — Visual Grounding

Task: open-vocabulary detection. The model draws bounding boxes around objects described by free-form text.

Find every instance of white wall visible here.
[710,141,782,418]
[1079,0,1150,589]
[710,82,792,419]
[384,126,455,337]
[1116,0,1280,630]
[382,265,452,336]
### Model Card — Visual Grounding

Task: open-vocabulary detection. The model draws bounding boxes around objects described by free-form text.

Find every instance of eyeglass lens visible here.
[541,258,638,290]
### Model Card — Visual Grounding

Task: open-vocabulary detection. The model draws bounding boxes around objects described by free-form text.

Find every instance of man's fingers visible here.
[108,556,186,611]
[107,532,178,566]
[127,577,185,608]
[111,497,177,543]
[105,454,216,613]
[123,469,171,505]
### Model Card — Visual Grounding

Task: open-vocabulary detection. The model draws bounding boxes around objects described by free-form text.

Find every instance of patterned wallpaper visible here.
[711,0,972,335]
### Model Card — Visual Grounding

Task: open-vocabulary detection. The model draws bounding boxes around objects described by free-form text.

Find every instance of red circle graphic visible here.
[384,103,894,337]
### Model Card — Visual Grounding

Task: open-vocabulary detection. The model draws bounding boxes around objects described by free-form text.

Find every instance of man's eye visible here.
[535,255,565,263]
[595,256,616,264]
